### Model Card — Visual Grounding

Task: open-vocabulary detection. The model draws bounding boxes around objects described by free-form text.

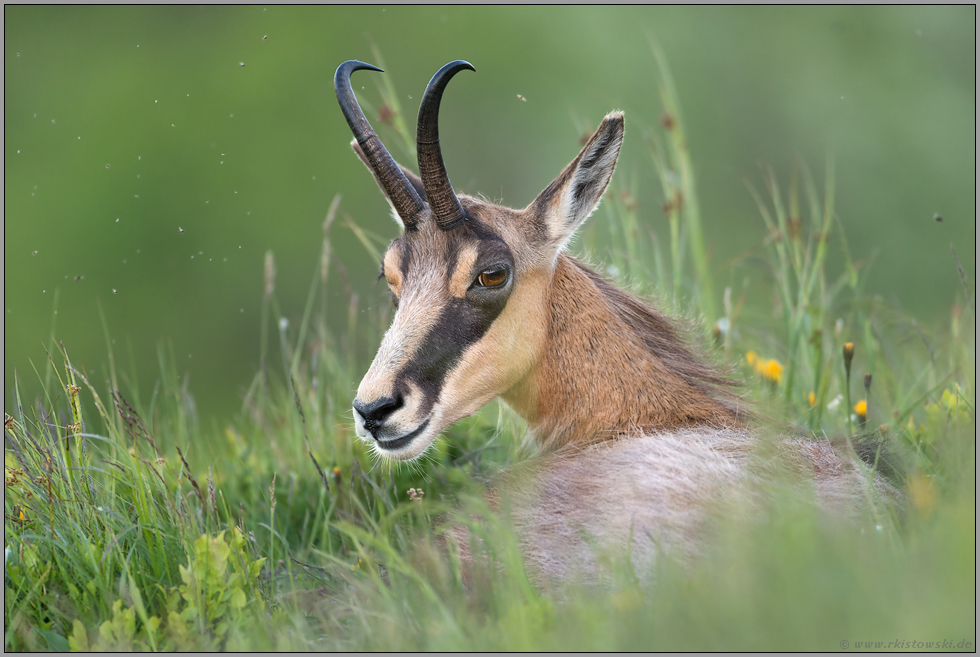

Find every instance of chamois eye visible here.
[476,267,508,289]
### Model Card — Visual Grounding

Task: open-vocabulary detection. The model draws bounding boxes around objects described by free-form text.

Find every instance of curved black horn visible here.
[417,60,475,231]
[335,60,425,229]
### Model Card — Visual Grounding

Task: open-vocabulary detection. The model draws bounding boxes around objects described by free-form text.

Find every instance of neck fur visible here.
[504,255,743,451]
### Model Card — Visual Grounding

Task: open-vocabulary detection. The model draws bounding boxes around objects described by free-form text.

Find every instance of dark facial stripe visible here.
[394,221,513,416]
[398,239,411,279]
[397,289,510,416]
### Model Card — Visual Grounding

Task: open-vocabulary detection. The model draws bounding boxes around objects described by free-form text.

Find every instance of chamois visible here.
[335,60,898,584]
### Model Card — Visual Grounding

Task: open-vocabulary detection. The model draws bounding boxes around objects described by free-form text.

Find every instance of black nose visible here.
[353,395,403,435]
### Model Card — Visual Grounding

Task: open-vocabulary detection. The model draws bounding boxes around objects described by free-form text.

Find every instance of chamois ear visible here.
[351,140,427,226]
[528,112,624,251]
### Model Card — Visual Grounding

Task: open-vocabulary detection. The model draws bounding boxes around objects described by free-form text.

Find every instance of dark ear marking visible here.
[527,112,624,249]
[573,179,602,209]
[578,128,615,170]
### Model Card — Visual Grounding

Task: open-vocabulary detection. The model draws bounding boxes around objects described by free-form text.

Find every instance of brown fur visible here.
[502,255,742,451]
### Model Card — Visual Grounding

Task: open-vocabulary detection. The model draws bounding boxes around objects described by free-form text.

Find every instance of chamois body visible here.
[487,253,894,584]
[333,60,898,585]
[504,428,892,585]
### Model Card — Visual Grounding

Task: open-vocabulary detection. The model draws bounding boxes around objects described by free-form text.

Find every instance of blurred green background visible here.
[4,6,975,424]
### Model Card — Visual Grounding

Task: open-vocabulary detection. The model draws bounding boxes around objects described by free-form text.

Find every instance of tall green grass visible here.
[4,54,975,651]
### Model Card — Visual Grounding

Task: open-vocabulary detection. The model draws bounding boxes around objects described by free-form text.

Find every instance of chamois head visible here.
[337,60,734,461]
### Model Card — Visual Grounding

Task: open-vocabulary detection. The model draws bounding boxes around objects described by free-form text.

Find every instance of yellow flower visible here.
[760,358,784,385]
[807,391,817,407]
[853,400,867,416]
[745,351,757,367]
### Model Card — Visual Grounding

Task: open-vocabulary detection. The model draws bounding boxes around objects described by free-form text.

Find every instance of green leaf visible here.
[230,588,247,610]
[167,610,189,639]
[36,628,70,652]
[126,571,148,628]
[178,564,193,587]
[67,620,89,653]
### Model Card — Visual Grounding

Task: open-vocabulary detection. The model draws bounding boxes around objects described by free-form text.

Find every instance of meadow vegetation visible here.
[4,57,975,651]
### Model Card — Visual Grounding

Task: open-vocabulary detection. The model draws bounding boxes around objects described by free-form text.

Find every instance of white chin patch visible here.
[350,405,438,462]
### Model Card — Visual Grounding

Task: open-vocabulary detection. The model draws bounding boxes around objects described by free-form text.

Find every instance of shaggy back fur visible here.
[500,428,898,587]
